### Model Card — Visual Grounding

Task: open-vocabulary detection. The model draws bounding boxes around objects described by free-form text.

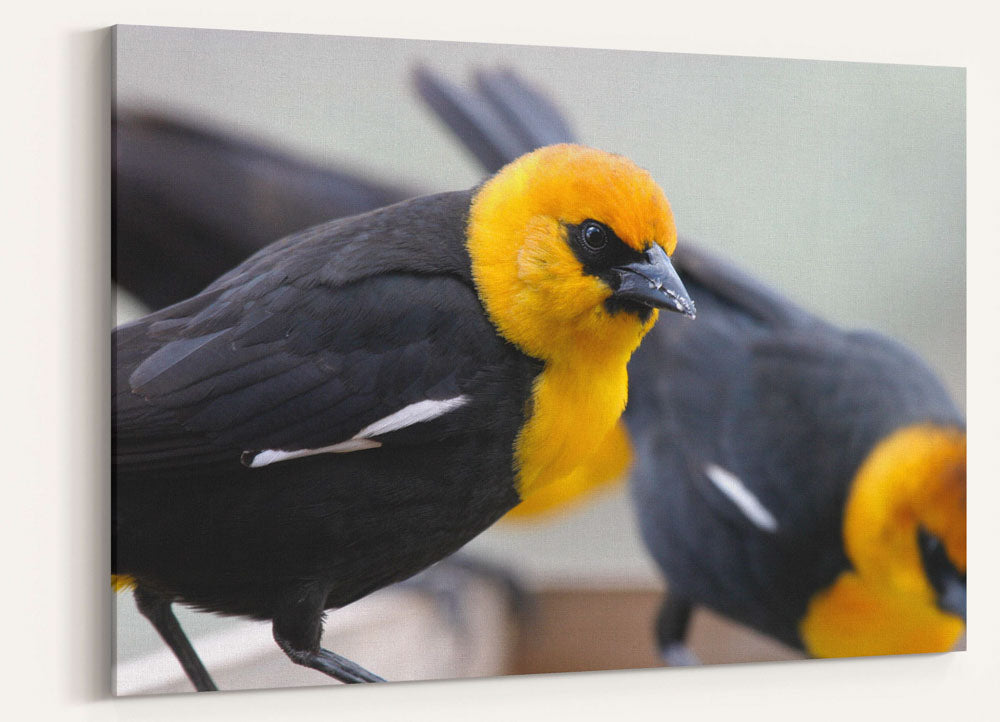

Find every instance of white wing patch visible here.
[352,397,469,438]
[704,463,779,532]
[245,395,469,468]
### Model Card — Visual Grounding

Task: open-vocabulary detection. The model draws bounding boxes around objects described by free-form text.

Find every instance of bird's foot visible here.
[661,642,701,667]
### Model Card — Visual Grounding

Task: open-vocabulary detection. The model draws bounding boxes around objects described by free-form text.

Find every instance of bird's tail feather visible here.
[412,66,577,173]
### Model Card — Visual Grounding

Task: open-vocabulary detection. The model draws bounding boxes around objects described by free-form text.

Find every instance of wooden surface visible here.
[509,588,804,675]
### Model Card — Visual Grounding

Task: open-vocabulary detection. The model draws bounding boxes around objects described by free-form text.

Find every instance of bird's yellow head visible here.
[800,424,967,657]
[467,144,694,363]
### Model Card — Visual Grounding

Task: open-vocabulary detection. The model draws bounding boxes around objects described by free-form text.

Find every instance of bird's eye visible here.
[580,221,609,252]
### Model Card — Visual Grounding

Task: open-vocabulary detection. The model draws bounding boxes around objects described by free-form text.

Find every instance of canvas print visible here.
[111,25,966,695]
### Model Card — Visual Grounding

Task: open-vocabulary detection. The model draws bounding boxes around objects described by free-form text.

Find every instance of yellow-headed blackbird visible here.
[414,67,968,658]
[113,143,695,690]
[627,244,966,661]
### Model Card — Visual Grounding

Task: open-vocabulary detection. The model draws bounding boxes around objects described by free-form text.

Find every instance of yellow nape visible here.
[800,571,964,657]
[111,574,135,592]
[504,420,633,520]
[466,144,676,500]
[801,423,966,657]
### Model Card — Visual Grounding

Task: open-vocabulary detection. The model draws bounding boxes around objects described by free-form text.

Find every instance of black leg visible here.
[656,594,701,666]
[272,586,386,684]
[133,585,218,692]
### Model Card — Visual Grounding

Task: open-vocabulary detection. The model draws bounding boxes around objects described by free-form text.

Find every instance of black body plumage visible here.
[625,243,964,650]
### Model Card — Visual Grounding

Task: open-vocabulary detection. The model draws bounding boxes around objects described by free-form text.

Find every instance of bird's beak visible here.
[611,244,696,318]
[938,576,967,622]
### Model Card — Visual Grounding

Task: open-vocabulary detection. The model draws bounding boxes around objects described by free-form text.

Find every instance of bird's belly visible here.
[113,436,518,619]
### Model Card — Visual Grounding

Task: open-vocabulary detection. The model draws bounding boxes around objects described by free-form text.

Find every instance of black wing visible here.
[473,69,577,152]
[412,66,577,174]
[114,191,515,474]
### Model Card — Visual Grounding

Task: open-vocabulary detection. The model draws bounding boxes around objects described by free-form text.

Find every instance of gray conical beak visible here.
[938,576,967,622]
[611,244,696,318]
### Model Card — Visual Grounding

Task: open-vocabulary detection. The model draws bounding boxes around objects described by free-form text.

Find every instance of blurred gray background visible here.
[113,25,965,673]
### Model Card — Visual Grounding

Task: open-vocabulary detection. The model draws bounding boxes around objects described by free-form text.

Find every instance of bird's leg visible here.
[272,586,386,684]
[435,553,532,618]
[133,585,218,692]
[656,594,701,666]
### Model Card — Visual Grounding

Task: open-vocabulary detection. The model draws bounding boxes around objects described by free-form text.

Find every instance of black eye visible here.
[580,221,608,252]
